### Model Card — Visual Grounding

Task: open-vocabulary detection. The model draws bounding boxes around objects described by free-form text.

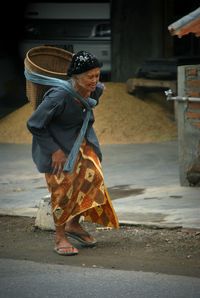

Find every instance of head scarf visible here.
[67,50,103,77]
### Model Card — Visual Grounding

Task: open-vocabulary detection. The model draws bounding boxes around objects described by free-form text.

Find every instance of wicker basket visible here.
[24,45,73,109]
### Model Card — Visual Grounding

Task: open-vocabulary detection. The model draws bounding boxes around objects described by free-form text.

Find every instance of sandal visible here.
[54,246,78,256]
[65,231,97,247]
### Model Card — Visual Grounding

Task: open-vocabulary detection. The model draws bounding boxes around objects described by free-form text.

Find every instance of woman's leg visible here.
[65,214,96,244]
[54,223,79,255]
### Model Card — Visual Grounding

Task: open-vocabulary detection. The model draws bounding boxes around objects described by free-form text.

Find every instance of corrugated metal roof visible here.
[168,7,200,38]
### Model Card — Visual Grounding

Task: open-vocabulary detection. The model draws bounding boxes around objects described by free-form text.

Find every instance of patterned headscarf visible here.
[67,50,103,77]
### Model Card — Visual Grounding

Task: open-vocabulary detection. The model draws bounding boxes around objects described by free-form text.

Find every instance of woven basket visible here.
[24,45,73,109]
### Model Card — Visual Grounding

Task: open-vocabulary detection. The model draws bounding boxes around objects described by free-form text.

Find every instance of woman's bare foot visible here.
[65,215,97,245]
[55,224,78,255]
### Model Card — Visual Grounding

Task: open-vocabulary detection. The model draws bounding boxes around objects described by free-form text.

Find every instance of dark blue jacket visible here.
[27,83,103,173]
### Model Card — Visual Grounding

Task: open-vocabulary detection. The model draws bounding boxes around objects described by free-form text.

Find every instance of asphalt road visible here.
[1,259,200,298]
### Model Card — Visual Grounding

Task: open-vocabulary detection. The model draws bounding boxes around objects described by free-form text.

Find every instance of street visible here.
[1,259,200,298]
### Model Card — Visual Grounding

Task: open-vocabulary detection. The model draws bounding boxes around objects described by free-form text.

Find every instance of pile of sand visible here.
[0,82,177,144]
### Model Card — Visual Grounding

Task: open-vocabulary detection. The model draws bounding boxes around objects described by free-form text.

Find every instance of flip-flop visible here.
[54,246,78,256]
[65,231,97,247]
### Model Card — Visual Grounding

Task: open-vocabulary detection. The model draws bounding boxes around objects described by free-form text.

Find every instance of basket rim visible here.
[26,45,72,56]
[25,45,72,76]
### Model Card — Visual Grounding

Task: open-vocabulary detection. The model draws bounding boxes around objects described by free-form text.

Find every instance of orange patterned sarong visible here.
[45,141,119,228]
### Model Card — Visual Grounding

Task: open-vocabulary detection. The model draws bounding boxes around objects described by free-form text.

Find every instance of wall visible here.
[110,0,200,82]
[177,64,200,186]
[111,0,163,82]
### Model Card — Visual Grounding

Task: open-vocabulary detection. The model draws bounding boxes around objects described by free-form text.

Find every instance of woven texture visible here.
[24,46,72,109]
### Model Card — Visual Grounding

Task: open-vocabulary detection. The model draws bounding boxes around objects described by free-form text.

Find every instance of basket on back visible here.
[24,45,73,109]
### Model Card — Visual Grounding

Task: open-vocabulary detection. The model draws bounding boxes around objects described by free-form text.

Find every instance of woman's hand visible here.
[51,149,67,177]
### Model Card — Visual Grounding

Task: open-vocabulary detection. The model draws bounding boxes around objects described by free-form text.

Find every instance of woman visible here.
[27,50,119,256]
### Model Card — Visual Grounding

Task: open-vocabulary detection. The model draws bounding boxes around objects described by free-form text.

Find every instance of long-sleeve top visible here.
[27,82,103,173]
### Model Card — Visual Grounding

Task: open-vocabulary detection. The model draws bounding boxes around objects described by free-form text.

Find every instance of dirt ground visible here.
[0,215,200,278]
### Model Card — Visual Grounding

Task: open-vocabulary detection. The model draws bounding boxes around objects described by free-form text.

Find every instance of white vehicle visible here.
[19,2,111,80]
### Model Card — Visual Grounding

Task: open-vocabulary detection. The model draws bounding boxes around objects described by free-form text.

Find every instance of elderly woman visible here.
[27,50,119,256]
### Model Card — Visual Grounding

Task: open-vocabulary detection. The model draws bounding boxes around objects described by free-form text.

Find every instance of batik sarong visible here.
[45,141,119,228]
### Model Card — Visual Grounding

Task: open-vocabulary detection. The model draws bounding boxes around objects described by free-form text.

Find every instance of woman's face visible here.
[76,68,101,93]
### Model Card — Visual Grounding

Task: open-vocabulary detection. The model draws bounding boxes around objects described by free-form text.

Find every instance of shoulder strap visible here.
[24,68,96,173]
[24,68,95,110]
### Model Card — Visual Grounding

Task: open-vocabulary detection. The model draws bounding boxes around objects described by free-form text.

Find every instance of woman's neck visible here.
[71,79,90,99]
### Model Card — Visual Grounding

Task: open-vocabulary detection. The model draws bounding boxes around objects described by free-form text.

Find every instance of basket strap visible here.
[24,68,97,109]
[24,68,97,173]
[63,110,91,172]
